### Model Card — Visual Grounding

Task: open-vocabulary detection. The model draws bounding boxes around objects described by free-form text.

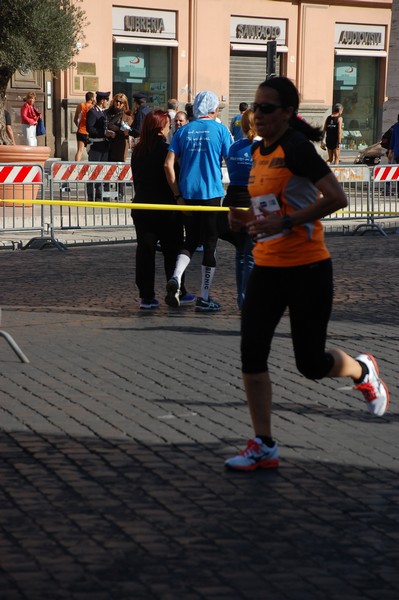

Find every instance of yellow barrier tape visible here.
[3,199,399,216]
[4,198,233,211]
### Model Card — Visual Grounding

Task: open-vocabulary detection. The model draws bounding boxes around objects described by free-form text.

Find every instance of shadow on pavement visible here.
[0,432,398,600]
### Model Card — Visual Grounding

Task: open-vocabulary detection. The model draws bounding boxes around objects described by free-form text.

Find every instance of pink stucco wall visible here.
[70,0,391,110]
[59,0,392,158]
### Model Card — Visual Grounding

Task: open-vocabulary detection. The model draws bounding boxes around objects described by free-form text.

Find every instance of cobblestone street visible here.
[0,235,398,599]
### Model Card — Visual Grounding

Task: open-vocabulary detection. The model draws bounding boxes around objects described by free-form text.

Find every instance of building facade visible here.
[383,0,399,131]
[6,0,393,159]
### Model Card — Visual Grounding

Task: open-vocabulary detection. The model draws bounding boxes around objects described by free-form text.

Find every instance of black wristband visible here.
[282,215,293,230]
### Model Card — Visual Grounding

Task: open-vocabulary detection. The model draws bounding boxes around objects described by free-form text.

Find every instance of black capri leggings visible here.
[181,198,221,267]
[241,259,335,379]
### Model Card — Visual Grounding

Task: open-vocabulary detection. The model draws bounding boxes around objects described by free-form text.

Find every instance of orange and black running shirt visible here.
[248,128,332,267]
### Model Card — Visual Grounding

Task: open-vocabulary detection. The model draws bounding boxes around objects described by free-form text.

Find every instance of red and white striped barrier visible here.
[373,165,399,181]
[51,162,132,183]
[0,165,42,183]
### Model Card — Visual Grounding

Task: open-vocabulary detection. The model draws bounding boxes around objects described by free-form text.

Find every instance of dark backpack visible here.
[381,126,393,150]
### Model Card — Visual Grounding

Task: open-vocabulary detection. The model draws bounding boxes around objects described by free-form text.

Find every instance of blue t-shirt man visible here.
[169,117,232,199]
[164,90,233,313]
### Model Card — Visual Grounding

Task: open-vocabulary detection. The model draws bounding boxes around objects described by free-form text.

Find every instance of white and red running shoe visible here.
[354,353,390,417]
[225,437,280,471]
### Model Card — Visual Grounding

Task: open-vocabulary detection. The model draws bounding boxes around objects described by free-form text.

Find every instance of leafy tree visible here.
[0,0,88,144]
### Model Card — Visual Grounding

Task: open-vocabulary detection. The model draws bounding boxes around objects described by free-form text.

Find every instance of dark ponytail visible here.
[259,77,323,142]
[288,114,323,142]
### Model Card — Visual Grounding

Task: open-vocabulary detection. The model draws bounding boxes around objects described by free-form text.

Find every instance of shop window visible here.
[333,56,380,150]
[113,43,171,109]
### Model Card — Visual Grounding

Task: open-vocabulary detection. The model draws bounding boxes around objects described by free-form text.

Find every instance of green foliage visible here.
[0,0,88,142]
[0,0,87,76]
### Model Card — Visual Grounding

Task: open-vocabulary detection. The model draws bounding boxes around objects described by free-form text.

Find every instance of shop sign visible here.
[335,24,385,50]
[230,16,286,46]
[113,6,176,40]
[124,17,165,35]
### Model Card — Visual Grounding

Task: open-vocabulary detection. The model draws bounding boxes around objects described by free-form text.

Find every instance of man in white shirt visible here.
[167,98,179,142]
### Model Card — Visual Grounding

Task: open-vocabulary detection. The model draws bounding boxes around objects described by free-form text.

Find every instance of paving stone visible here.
[0,237,398,598]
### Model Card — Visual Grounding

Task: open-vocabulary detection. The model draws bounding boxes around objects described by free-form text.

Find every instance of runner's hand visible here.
[228,207,251,231]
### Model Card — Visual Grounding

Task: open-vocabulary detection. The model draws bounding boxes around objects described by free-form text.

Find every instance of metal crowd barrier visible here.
[48,161,133,237]
[323,164,376,234]
[370,164,399,236]
[0,163,46,246]
[304,163,398,236]
[2,161,399,247]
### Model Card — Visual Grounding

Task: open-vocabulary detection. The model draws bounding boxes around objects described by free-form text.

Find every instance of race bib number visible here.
[251,194,283,242]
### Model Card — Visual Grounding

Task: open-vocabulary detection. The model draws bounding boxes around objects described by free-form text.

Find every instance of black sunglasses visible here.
[252,102,282,114]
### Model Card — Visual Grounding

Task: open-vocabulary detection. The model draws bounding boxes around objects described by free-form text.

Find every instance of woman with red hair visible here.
[131,110,195,309]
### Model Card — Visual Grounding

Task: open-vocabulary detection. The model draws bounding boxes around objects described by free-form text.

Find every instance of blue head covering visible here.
[193,91,219,118]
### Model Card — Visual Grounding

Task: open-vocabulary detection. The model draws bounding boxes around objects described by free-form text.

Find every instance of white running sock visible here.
[201,266,215,301]
[173,254,191,285]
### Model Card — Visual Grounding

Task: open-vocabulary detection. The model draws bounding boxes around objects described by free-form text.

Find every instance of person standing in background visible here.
[86,91,111,201]
[184,103,195,122]
[130,92,152,142]
[4,108,15,144]
[167,98,178,122]
[106,93,133,162]
[219,109,258,309]
[174,111,189,132]
[106,93,134,200]
[321,103,344,165]
[167,98,179,141]
[131,110,195,309]
[74,91,95,161]
[20,91,40,146]
[164,90,232,312]
[230,102,249,141]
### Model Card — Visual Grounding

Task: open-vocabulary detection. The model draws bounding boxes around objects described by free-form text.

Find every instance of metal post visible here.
[266,40,277,79]
[0,309,30,363]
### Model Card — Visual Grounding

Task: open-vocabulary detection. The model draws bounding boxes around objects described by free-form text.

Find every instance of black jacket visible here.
[131,137,175,205]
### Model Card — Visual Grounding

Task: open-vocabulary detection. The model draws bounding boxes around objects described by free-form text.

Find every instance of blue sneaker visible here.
[140,298,160,310]
[165,277,180,307]
[179,292,196,305]
[225,438,280,471]
[195,297,221,312]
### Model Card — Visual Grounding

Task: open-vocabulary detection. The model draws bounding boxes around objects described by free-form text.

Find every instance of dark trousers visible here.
[181,198,221,267]
[241,260,334,378]
[87,145,109,200]
[218,186,254,308]
[132,210,186,300]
